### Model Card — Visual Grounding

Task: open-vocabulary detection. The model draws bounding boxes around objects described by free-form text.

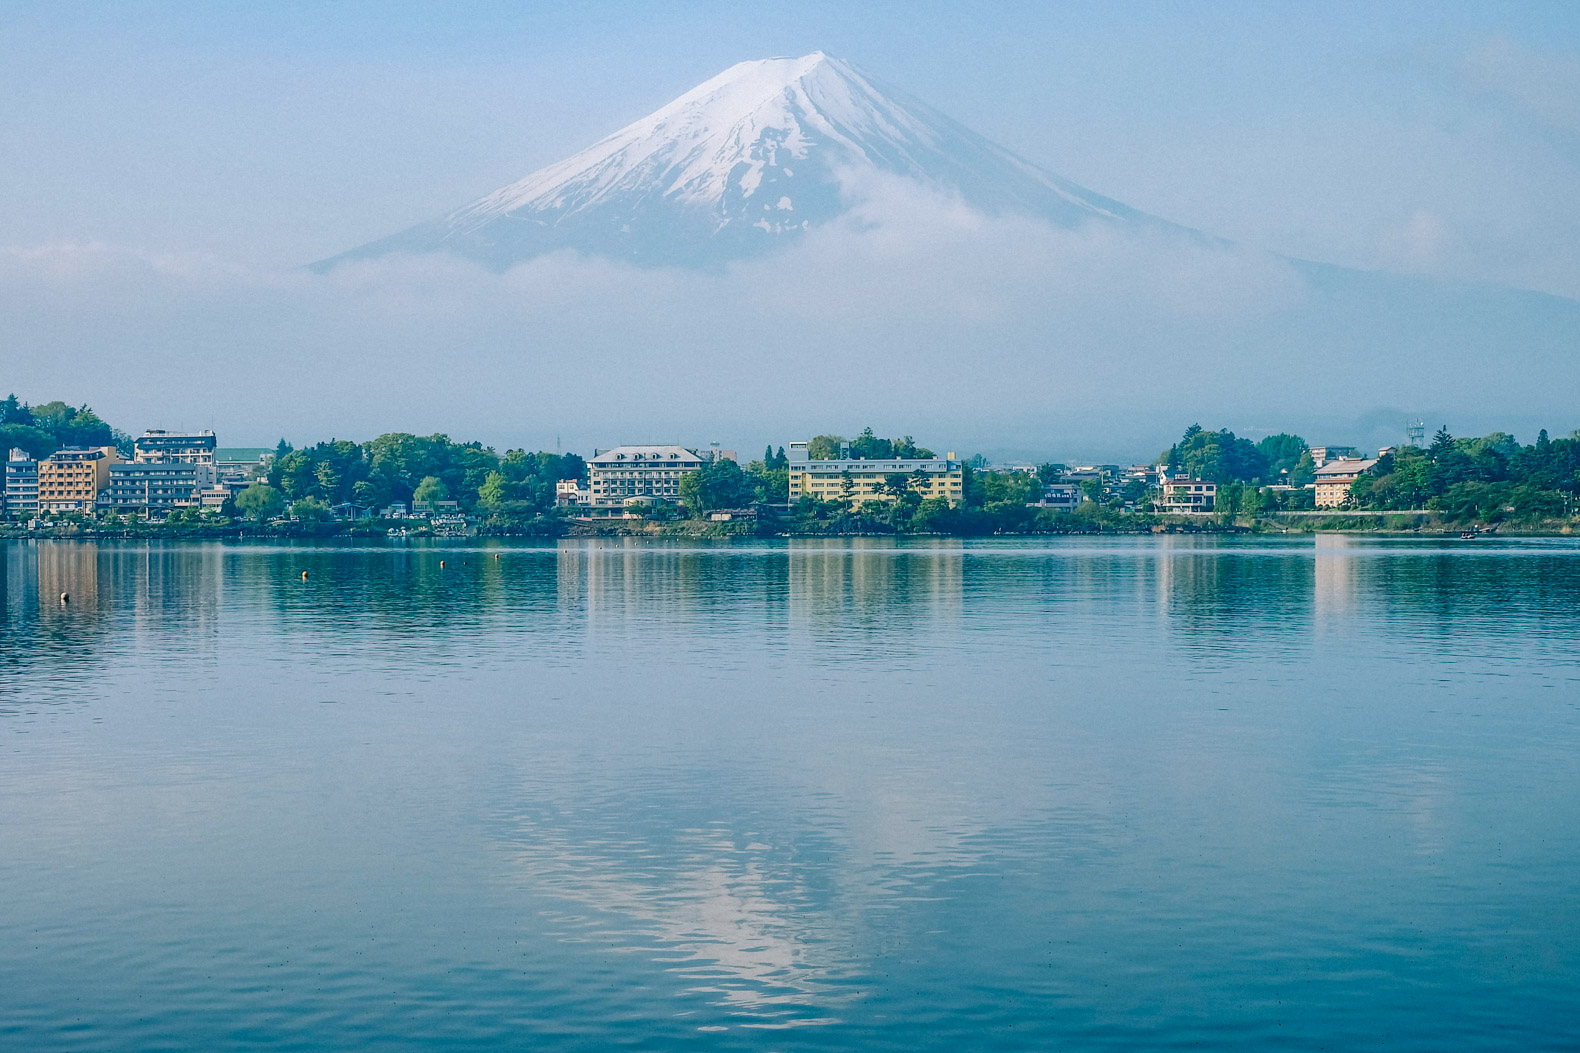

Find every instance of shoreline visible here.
[3,513,1575,543]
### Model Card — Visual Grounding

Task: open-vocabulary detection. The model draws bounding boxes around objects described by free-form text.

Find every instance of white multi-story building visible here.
[101,430,220,513]
[101,462,216,512]
[555,479,590,507]
[4,448,38,518]
[1028,483,1082,510]
[134,429,216,465]
[1157,473,1217,513]
[585,445,709,511]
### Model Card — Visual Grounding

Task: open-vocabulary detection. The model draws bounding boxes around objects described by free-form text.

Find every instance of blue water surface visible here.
[1,535,1577,1050]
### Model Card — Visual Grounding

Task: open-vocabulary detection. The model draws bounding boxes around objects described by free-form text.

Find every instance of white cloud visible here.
[0,194,1575,457]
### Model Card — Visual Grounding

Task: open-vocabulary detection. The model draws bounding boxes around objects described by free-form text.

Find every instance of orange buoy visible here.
[494,553,500,560]
[440,560,446,568]
[301,571,308,581]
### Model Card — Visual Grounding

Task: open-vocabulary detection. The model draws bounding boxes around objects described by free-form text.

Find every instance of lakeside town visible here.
[4,396,1579,538]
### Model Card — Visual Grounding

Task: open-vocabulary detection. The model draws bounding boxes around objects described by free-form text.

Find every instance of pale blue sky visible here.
[2,2,1578,456]
[5,1,1578,290]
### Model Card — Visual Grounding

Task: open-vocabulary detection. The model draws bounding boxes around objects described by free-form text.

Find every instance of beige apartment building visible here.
[38,446,120,513]
[1313,458,1378,508]
[785,441,964,506]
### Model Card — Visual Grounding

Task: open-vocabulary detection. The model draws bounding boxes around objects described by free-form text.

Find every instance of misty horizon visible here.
[4,6,1578,459]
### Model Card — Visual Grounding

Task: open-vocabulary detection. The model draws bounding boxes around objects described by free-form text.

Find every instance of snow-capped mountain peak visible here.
[319,52,1147,270]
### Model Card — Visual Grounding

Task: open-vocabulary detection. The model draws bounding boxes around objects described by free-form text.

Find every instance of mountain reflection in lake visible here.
[2,537,1579,1051]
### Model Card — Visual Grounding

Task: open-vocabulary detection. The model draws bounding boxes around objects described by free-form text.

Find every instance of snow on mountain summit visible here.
[319,52,1149,270]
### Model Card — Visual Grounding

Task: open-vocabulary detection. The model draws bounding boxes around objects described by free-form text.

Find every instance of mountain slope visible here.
[317,52,1159,270]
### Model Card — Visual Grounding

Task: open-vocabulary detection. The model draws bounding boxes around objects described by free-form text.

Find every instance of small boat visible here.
[1460,531,1478,540]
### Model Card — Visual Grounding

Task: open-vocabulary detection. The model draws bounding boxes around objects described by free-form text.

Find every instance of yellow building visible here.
[785,441,964,506]
[38,446,120,513]
[1312,458,1378,509]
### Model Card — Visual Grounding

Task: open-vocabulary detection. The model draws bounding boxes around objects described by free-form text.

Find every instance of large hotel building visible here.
[584,445,710,511]
[101,430,219,512]
[786,441,964,506]
[38,447,121,513]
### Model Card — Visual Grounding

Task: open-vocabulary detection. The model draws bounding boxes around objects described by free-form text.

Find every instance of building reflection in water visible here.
[503,539,981,1023]
[561,538,725,630]
[37,540,102,616]
[0,541,229,706]
[1312,532,1359,630]
[786,538,962,647]
[3,541,39,622]
[1148,535,1316,652]
[1,543,41,690]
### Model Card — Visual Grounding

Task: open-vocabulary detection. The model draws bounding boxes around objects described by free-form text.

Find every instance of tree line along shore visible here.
[4,394,1579,538]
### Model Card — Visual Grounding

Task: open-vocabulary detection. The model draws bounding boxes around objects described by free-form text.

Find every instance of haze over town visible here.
[4,2,1578,461]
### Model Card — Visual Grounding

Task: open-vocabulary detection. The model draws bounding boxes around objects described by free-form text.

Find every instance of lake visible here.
[2,536,1578,1050]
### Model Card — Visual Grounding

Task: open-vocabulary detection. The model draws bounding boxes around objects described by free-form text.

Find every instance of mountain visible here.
[317,52,1161,271]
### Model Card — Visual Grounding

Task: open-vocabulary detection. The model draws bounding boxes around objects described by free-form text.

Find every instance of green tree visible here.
[1255,433,1308,476]
[1287,450,1318,486]
[0,396,125,456]
[290,496,333,522]
[744,458,789,504]
[315,460,341,494]
[235,483,284,521]
[807,435,844,460]
[0,422,56,459]
[1164,425,1270,483]
[911,497,955,532]
[678,472,703,515]
[880,472,911,497]
[477,470,508,511]
[679,458,757,517]
[413,476,450,506]
[849,427,891,460]
[0,394,29,426]
[1035,463,1064,485]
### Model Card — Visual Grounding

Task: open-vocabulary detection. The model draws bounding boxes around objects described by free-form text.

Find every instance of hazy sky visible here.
[3,2,1579,457]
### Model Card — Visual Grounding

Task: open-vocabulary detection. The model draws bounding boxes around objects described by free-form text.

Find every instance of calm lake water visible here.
[2,536,1578,1050]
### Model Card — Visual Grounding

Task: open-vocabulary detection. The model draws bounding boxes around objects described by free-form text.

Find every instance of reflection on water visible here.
[3,536,1580,1050]
[498,806,850,1025]
[1313,532,1357,626]
[789,538,963,637]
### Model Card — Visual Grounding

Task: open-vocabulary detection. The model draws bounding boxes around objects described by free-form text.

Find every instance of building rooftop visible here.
[588,445,704,464]
[791,458,960,473]
[1314,458,1378,478]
